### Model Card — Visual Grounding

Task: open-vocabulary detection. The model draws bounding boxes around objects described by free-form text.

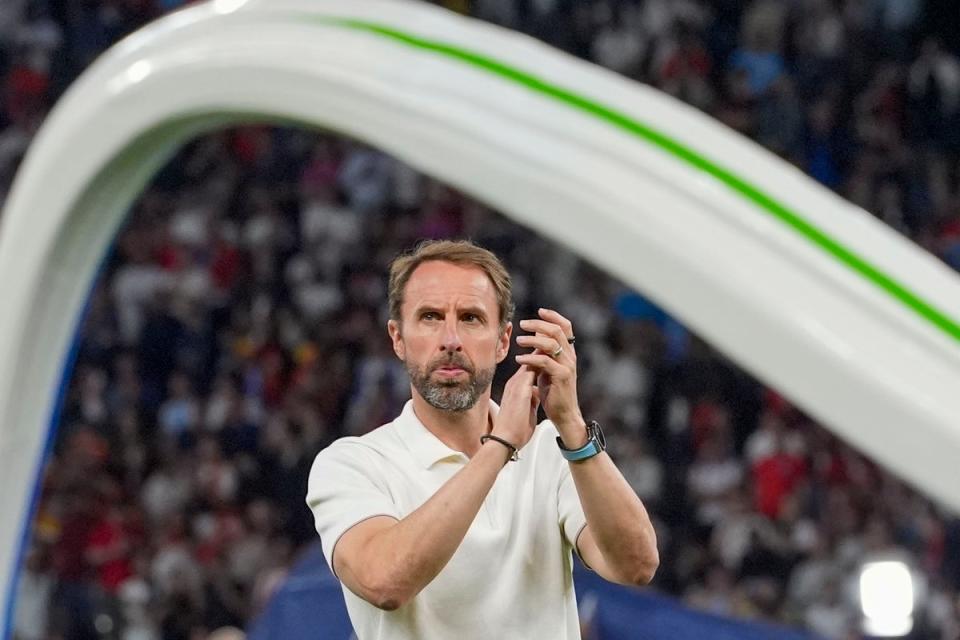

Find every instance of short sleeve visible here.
[558,464,587,550]
[537,420,587,551]
[306,439,401,572]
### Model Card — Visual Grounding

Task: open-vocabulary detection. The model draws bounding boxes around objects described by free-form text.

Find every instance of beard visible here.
[406,353,495,412]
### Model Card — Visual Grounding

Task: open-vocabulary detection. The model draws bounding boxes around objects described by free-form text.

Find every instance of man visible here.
[307,240,658,639]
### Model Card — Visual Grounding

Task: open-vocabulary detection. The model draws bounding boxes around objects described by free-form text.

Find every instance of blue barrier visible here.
[249,543,815,640]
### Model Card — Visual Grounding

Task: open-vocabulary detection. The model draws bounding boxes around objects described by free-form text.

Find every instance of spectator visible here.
[158,371,200,441]
[687,432,743,527]
[591,3,646,77]
[14,545,55,640]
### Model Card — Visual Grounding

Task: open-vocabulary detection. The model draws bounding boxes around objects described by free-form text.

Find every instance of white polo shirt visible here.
[306,400,588,640]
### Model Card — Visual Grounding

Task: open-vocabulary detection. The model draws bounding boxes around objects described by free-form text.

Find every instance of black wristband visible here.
[480,434,519,462]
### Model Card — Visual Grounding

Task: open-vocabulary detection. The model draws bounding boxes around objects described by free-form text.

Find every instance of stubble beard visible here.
[407,355,495,412]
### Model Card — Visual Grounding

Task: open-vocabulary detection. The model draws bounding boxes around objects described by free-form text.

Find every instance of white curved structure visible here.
[2,0,960,630]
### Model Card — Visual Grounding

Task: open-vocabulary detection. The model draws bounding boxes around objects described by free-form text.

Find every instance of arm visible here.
[328,366,542,611]
[564,441,659,586]
[516,309,659,587]
[332,442,506,611]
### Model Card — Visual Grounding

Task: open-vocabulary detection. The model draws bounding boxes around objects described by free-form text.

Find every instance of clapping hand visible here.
[515,308,586,443]
[490,364,541,452]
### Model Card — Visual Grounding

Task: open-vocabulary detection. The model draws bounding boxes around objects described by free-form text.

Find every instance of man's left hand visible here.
[515,308,586,445]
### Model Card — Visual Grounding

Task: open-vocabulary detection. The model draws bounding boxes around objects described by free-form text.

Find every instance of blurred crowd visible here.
[3,0,960,639]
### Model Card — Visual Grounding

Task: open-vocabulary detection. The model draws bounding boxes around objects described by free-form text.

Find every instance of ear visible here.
[387,319,405,360]
[495,322,512,363]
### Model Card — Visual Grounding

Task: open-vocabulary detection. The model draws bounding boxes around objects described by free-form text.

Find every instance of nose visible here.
[440,317,463,353]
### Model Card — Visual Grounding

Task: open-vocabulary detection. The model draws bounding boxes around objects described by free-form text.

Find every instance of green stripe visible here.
[317,17,960,344]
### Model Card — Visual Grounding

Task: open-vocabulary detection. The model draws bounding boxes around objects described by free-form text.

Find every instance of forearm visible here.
[568,450,659,585]
[359,441,509,606]
[513,308,658,584]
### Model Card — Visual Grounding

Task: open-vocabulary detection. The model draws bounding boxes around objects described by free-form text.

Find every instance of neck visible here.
[409,389,493,457]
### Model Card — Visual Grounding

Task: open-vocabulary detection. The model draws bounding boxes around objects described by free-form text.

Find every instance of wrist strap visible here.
[480,434,519,462]
[557,420,605,462]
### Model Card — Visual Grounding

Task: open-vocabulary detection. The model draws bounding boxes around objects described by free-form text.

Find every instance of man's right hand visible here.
[490,365,540,451]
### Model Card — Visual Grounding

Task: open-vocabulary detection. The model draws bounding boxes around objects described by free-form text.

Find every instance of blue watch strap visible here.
[556,421,605,462]
[556,436,602,461]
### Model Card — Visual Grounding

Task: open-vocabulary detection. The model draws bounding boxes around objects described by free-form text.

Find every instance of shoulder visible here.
[311,422,403,470]
[307,426,404,501]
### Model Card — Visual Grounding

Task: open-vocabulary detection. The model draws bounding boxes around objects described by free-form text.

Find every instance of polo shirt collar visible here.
[394,399,499,469]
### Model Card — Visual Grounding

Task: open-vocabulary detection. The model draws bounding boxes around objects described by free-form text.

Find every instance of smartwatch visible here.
[557,420,606,462]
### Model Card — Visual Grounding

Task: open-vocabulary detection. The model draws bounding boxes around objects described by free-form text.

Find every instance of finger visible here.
[507,363,537,386]
[537,308,574,337]
[515,353,568,377]
[516,334,563,356]
[518,319,568,344]
[519,320,575,362]
[537,370,550,391]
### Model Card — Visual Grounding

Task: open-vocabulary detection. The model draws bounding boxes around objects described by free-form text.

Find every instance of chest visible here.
[383,456,565,569]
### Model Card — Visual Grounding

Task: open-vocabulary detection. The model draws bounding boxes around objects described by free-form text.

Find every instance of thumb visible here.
[529,385,541,414]
[513,364,536,385]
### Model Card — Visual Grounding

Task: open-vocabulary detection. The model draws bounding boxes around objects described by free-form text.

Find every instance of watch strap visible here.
[556,420,605,462]
[556,436,602,461]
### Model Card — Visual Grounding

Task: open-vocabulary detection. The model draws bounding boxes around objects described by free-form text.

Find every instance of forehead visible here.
[403,260,498,313]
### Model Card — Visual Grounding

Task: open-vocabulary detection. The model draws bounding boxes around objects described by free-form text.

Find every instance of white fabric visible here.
[307,400,587,640]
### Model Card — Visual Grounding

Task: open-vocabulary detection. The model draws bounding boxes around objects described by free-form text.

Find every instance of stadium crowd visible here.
[2,0,960,638]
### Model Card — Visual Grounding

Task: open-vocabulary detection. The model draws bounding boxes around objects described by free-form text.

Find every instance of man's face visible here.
[388,260,511,412]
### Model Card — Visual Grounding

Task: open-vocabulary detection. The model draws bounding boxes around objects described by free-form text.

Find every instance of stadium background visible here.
[2,0,960,638]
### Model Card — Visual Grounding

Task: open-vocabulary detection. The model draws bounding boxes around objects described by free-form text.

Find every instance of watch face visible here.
[590,421,606,450]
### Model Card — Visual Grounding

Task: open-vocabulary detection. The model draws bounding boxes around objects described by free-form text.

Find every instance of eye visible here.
[421,311,440,321]
[462,313,480,323]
